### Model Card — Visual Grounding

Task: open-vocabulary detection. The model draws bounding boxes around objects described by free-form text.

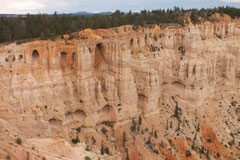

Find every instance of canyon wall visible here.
[0,15,240,160]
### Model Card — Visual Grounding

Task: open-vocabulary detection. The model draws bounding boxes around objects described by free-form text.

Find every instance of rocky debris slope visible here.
[0,14,240,160]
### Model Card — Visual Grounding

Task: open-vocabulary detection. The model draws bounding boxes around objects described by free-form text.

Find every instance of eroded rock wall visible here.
[0,17,240,159]
[0,20,240,130]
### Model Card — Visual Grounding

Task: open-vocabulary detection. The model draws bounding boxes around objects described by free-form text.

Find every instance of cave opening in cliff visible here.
[96,43,103,54]
[137,38,140,45]
[65,112,73,122]
[94,43,108,78]
[172,81,185,89]
[130,38,133,47]
[98,105,116,123]
[193,65,196,75]
[72,52,76,66]
[32,50,39,64]
[73,110,87,121]
[186,65,189,78]
[61,52,67,61]
[48,118,62,127]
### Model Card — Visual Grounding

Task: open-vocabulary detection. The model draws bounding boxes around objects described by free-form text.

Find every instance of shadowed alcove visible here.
[32,50,39,64]
[94,43,108,78]
[130,38,133,48]
[60,51,68,69]
[98,105,116,123]
[65,110,87,124]
[61,52,67,61]
[48,118,62,127]
[72,52,76,65]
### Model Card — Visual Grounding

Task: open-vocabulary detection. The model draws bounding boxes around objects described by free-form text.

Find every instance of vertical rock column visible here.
[109,43,138,120]
[143,69,160,114]
[76,46,99,113]
[225,55,236,85]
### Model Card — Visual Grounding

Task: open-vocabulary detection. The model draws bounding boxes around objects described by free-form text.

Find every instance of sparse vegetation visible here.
[76,127,81,133]
[123,131,127,147]
[125,148,131,160]
[207,138,212,143]
[16,138,22,145]
[137,115,142,131]
[132,25,139,32]
[6,154,11,160]
[27,152,29,160]
[173,102,182,120]
[71,135,80,144]
[178,45,185,56]
[104,147,110,155]
[170,121,173,129]
[177,120,181,131]
[100,141,110,155]
[101,127,107,135]
[91,136,96,144]
[191,142,196,151]
[196,123,200,132]
[215,33,222,39]
[199,146,205,154]
[85,145,91,151]
[130,118,137,132]
[84,156,92,160]
[145,136,159,154]
[231,101,238,107]
[166,119,169,130]
[154,130,158,139]
[101,141,104,155]
[103,122,114,128]
[153,34,157,41]
[186,150,192,157]
[138,115,142,126]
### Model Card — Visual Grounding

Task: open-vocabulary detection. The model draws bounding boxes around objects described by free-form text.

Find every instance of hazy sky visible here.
[0,0,240,14]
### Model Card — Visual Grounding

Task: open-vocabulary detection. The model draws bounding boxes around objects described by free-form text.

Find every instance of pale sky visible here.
[0,0,240,14]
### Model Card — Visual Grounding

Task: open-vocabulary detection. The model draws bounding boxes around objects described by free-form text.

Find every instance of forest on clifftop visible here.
[0,6,240,44]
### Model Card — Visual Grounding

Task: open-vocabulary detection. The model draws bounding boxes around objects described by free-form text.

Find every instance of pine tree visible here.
[125,148,130,160]
[166,120,169,130]
[101,141,104,155]
[123,131,127,147]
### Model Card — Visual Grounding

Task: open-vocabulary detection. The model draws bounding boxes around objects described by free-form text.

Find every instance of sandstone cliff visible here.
[0,15,240,160]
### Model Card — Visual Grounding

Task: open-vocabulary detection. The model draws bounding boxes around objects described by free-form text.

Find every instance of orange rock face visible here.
[0,16,240,159]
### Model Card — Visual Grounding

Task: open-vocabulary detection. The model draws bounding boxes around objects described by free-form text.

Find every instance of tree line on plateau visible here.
[0,6,239,44]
